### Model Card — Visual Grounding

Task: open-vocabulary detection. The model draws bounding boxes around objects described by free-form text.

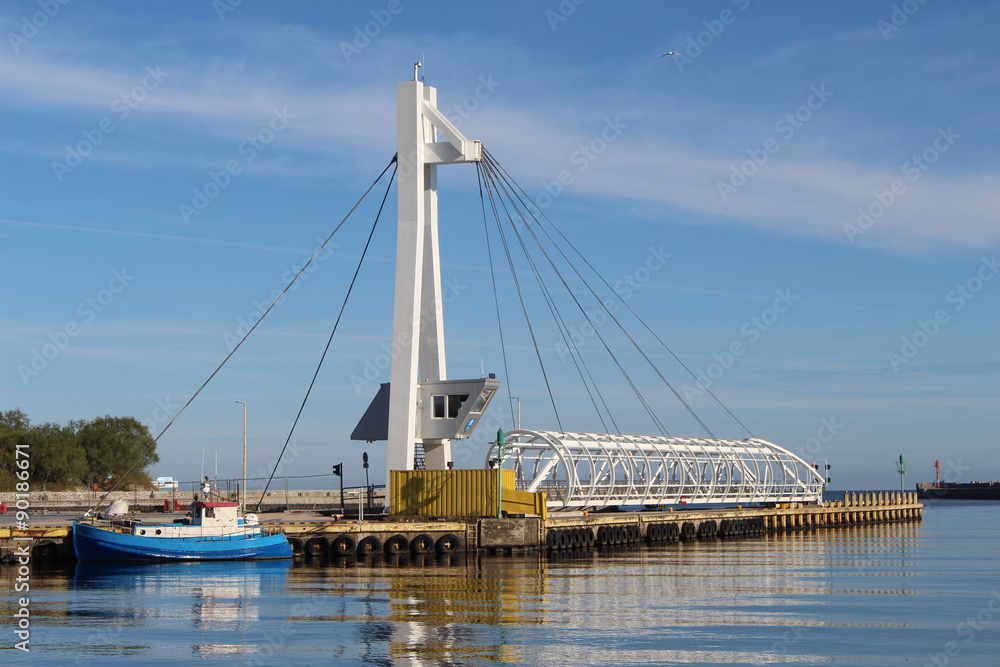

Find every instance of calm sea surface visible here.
[3,500,1000,666]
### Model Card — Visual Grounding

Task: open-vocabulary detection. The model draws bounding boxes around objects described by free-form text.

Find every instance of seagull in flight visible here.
[660,51,679,58]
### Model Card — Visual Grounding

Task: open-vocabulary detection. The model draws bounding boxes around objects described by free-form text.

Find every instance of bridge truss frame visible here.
[492,430,825,509]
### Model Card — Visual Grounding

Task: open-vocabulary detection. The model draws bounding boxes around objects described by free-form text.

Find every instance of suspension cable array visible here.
[475,150,824,507]
[477,150,730,440]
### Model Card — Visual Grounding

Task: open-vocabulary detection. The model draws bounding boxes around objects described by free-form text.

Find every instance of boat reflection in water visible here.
[73,559,292,659]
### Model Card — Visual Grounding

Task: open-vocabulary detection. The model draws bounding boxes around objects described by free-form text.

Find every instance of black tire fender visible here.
[357,536,382,557]
[305,537,330,558]
[410,533,434,555]
[435,533,461,554]
[287,537,304,557]
[384,534,409,556]
[331,534,356,557]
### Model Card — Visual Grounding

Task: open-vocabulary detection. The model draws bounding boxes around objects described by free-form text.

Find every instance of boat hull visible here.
[72,521,293,562]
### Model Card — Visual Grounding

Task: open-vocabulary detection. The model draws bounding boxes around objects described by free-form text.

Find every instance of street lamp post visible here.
[236,401,247,512]
[896,454,906,494]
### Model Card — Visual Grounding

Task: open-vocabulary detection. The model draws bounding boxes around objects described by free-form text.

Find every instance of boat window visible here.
[205,507,215,518]
[448,394,469,419]
[432,395,446,419]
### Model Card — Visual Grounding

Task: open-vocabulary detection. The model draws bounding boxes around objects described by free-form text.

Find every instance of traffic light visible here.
[332,462,345,516]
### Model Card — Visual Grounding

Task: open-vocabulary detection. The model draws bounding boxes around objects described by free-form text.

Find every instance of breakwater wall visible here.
[0,492,920,564]
[0,488,383,514]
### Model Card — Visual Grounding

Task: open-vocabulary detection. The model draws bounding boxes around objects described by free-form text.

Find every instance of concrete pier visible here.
[0,492,921,564]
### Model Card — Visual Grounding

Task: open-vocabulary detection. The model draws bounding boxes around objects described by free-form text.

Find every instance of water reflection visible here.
[7,518,966,665]
[282,524,922,665]
[72,560,291,660]
[280,552,547,664]
[381,553,548,664]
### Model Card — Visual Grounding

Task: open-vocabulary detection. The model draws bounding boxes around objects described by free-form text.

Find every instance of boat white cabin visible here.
[116,501,260,540]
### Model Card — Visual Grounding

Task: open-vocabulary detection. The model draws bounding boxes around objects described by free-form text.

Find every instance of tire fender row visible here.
[545,527,596,550]
[680,521,698,541]
[545,524,646,551]
[289,532,461,560]
[696,520,717,540]
[548,524,644,549]
[718,517,766,539]
[545,517,770,551]
[644,522,681,543]
[596,524,642,547]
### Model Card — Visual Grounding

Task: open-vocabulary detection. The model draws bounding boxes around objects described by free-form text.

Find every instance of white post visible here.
[236,400,247,512]
[384,70,482,502]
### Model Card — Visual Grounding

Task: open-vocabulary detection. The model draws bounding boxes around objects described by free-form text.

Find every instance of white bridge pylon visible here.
[380,70,824,511]
[492,430,825,508]
[383,67,485,490]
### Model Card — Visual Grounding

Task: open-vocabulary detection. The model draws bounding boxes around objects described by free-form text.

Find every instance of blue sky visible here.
[2,1,998,492]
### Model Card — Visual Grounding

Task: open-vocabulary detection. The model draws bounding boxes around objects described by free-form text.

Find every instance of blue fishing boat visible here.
[73,501,292,562]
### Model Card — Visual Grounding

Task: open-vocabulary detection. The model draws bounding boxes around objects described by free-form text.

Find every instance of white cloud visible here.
[4,24,998,253]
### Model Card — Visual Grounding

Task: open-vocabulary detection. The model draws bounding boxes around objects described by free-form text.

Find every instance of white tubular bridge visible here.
[493,430,825,509]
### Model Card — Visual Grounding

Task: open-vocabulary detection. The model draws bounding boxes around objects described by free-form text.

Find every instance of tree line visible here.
[0,409,159,490]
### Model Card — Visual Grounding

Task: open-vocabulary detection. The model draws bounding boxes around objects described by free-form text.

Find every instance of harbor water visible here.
[3,500,999,665]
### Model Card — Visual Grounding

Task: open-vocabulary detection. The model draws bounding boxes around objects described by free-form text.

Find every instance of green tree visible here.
[0,408,31,491]
[29,421,88,489]
[77,415,159,488]
[1,411,159,489]
[0,409,30,430]
[0,409,31,489]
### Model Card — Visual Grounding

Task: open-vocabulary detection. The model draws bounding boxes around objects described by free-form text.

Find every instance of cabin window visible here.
[448,394,468,419]
[469,387,495,415]
[431,394,470,419]
[205,507,215,518]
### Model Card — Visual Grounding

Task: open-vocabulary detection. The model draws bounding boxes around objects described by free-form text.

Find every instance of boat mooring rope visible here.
[255,161,398,511]
[86,155,399,515]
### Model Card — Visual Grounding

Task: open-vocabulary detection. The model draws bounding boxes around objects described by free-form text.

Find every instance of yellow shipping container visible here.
[390,469,546,519]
